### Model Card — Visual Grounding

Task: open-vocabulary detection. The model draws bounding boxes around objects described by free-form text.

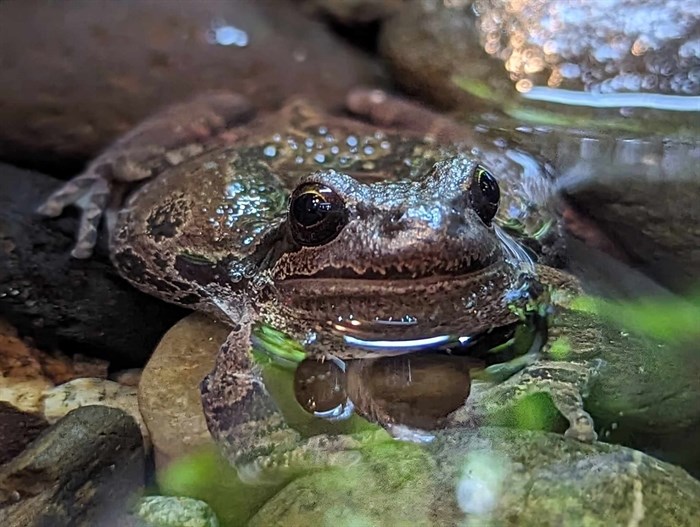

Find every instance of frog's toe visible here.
[37,173,98,217]
[564,411,598,442]
[71,178,111,258]
[37,171,112,258]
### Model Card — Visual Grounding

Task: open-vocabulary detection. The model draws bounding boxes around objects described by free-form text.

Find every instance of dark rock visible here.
[300,0,404,24]
[0,405,145,527]
[0,402,48,465]
[0,164,187,367]
[0,0,385,174]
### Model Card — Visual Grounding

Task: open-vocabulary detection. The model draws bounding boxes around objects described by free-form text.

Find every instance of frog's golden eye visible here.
[469,165,500,225]
[289,182,347,246]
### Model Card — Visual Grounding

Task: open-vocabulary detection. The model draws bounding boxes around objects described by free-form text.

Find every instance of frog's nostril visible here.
[383,210,407,233]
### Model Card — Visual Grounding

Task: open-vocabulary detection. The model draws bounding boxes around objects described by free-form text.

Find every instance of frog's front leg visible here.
[200,314,363,484]
[37,91,253,258]
[469,360,598,442]
[200,318,297,472]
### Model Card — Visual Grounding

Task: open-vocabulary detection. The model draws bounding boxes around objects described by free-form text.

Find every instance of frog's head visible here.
[273,154,505,286]
[269,155,521,338]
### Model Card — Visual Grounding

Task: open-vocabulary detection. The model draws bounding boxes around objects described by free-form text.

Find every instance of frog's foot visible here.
[37,172,112,258]
[37,91,254,258]
[563,409,598,442]
[346,88,474,143]
[470,361,598,442]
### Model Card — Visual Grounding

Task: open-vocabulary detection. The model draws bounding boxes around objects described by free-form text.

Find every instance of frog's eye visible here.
[469,165,500,225]
[289,182,347,246]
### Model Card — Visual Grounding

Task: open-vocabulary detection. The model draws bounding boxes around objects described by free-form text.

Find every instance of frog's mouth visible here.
[280,254,496,282]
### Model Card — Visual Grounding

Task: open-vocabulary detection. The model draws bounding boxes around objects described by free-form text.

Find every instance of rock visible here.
[0,326,52,413]
[301,0,403,24]
[112,369,143,387]
[138,313,229,469]
[250,427,700,526]
[0,318,149,447]
[378,1,482,109]
[0,402,48,465]
[0,0,385,172]
[0,406,145,527]
[43,378,148,446]
[131,496,219,527]
[1,321,109,386]
[0,164,188,366]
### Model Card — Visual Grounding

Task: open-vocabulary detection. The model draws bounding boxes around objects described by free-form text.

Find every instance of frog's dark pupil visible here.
[479,172,499,203]
[289,183,347,246]
[470,166,500,225]
[293,192,331,227]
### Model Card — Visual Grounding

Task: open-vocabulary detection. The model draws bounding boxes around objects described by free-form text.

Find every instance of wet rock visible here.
[138,313,228,469]
[301,0,404,24]
[1,318,111,413]
[0,405,144,527]
[43,378,148,446]
[379,0,493,109]
[0,164,188,366]
[0,402,47,465]
[0,317,149,446]
[131,496,219,527]
[0,0,384,172]
[250,427,700,526]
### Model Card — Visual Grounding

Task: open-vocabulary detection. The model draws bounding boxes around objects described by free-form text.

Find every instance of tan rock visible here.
[0,328,53,413]
[42,378,148,445]
[0,378,51,415]
[1,319,111,414]
[111,368,143,387]
[138,313,229,469]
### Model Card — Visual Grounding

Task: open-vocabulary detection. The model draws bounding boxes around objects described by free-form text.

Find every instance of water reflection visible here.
[522,87,700,111]
[294,354,478,432]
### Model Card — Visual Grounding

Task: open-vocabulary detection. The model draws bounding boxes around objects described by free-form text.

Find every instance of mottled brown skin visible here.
[38,91,600,472]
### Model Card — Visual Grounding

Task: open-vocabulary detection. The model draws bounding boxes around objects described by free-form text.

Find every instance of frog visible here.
[38,90,610,471]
